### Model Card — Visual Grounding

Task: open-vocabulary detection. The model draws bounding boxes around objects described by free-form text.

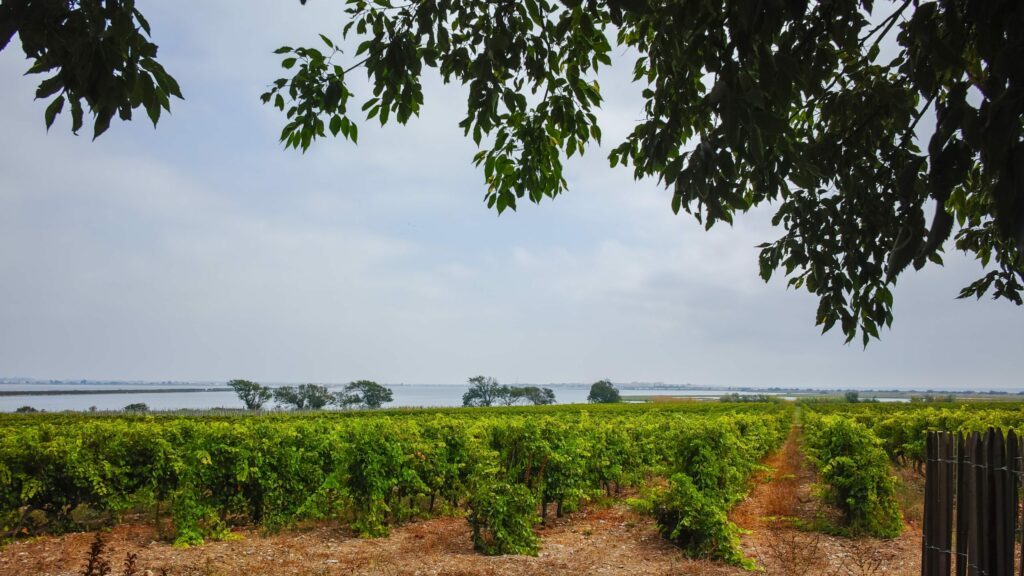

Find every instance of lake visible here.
[0,382,915,412]
[0,383,789,412]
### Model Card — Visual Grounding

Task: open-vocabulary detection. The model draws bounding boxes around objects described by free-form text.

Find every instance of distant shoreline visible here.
[0,388,220,397]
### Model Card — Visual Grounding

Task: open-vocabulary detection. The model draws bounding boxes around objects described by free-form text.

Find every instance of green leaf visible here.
[35,76,63,99]
[44,96,65,130]
[324,83,342,110]
[70,99,84,134]
[93,109,115,140]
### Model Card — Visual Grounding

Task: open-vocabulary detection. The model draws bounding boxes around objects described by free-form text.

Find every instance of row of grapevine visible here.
[0,400,780,427]
[0,404,789,563]
[801,412,903,538]
[647,412,788,566]
[799,402,1024,539]
[804,402,1024,467]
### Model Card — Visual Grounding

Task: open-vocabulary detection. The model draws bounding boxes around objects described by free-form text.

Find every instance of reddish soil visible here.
[1,509,739,576]
[733,425,922,576]
[0,427,924,576]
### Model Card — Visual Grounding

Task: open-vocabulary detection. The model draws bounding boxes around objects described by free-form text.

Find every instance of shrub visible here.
[467,480,539,555]
[338,420,427,537]
[802,414,903,537]
[653,473,750,567]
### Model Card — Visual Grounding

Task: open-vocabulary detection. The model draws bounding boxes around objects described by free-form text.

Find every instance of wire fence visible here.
[922,428,1021,576]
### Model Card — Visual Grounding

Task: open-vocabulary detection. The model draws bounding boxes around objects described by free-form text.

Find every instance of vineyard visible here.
[0,403,789,565]
[803,401,1024,468]
[800,401,1024,540]
[3,400,1024,574]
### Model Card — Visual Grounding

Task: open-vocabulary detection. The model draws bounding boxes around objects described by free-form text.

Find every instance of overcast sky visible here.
[0,2,1018,390]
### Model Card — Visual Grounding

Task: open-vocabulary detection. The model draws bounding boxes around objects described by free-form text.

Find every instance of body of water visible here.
[1,383,750,412]
[0,383,912,412]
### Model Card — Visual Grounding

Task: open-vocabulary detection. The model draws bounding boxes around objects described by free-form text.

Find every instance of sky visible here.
[0,2,1018,390]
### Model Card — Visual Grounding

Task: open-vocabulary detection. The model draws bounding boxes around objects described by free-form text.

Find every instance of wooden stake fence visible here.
[922,428,1021,576]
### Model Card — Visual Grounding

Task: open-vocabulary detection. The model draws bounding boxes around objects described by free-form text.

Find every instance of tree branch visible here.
[859,0,912,50]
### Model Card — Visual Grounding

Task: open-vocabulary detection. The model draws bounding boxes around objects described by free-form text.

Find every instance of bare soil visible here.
[733,425,922,576]
[0,427,923,576]
[0,509,734,576]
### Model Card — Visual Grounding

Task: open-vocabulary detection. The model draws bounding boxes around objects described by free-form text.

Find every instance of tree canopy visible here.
[4,0,1022,345]
[227,379,273,411]
[335,379,394,409]
[510,385,557,406]
[462,375,501,407]
[462,377,558,406]
[587,379,621,404]
[1,0,182,138]
[497,384,557,406]
[273,383,333,410]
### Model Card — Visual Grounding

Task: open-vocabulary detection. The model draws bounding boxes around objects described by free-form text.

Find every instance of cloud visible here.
[0,2,1019,390]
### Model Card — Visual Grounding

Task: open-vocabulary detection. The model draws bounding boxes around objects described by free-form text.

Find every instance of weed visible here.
[81,533,112,576]
[80,532,167,576]
[836,537,896,576]
[893,466,924,525]
[752,524,836,576]
[121,552,139,576]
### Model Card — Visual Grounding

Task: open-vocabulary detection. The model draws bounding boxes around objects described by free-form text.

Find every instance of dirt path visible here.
[731,425,922,576]
[1,507,753,576]
[0,427,923,576]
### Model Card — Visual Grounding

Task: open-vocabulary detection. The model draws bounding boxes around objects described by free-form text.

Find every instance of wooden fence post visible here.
[923,429,1023,576]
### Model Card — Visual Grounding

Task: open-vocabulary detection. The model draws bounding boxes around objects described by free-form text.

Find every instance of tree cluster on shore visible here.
[460,376,623,407]
[461,376,556,407]
[227,379,393,411]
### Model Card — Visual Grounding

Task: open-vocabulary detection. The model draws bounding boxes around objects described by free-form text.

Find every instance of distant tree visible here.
[520,386,556,406]
[494,385,518,406]
[463,376,502,408]
[273,383,332,410]
[123,403,149,413]
[588,380,621,404]
[227,379,272,410]
[497,385,558,406]
[844,391,861,403]
[911,393,956,403]
[272,386,301,409]
[719,393,781,403]
[298,383,333,409]
[15,405,39,413]
[334,380,393,409]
